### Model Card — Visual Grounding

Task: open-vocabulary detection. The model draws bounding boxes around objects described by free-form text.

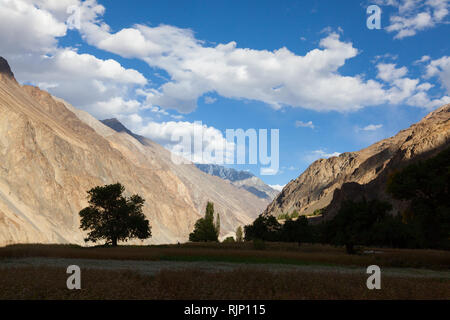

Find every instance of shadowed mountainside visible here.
[264,104,450,219]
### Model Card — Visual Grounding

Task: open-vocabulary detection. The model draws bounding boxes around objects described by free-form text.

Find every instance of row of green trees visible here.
[78,146,448,250]
[78,184,243,245]
[245,214,312,244]
[244,147,450,253]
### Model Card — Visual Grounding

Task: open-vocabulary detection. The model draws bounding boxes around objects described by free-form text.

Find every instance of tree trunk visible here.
[112,237,118,247]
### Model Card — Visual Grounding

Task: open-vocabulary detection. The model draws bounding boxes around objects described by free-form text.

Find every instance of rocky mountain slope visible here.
[0,57,268,246]
[264,104,450,219]
[194,164,279,200]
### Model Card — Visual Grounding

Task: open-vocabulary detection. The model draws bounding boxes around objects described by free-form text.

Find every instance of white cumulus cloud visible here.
[76,9,402,113]
[425,56,450,93]
[0,0,67,54]
[0,0,149,119]
[377,63,408,82]
[118,115,236,165]
[376,0,449,39]
[75,2,450,113]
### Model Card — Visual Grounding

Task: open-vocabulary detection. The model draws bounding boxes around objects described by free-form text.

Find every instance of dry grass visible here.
[0,266,448,300]
[1,243,449,270]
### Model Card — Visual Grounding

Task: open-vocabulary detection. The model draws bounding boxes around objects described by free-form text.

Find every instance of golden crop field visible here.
[0,266,448,300]
[1,243,449,300]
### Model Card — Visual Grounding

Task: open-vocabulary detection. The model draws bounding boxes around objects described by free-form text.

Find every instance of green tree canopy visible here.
[189,201,220,242]
[280,215,313,245]
[79,183,151,246]
[244,214,281,241]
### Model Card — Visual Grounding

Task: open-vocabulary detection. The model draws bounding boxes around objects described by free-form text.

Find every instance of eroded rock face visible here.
[0,58,268,246]
[264,104,450,219]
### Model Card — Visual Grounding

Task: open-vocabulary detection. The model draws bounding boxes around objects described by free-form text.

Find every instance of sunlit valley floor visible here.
[0,243,449,299]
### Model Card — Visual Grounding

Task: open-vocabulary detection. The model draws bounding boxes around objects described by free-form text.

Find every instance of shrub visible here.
[222,237,235,243]
[290,210,299,219]
[313,209,323,216]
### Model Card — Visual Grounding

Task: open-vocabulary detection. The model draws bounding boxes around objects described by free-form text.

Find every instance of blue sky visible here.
[1,0,449,189]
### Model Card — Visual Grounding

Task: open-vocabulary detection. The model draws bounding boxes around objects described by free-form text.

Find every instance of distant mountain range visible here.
[194,164,279,201]
[264,103,450,220]
[195,164,254,182]
[0,57,268,246]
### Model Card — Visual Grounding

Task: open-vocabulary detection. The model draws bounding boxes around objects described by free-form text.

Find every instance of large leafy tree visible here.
[79,183,151,246]
[189,202,220,242]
